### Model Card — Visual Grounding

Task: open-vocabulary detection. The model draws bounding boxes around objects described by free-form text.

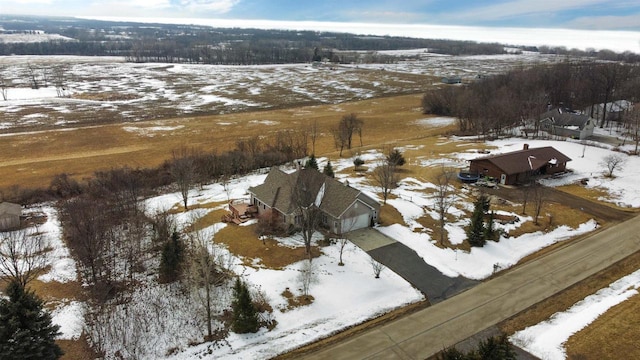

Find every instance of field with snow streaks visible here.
[0,51,564,132]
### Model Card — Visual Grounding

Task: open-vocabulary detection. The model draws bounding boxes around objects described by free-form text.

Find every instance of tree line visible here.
[422,61,640,137]
[0,16,511,64]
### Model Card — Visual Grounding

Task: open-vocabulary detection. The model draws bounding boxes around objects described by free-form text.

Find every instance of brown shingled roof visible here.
[472,146,571,175]
[248,168,369,217]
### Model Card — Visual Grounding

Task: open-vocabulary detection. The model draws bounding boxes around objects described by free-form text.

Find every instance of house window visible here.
[263,204,266,210]
[295,215,302,224]
[322,213,328,224]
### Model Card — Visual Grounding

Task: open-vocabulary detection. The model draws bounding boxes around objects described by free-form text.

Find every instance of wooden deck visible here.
[222,200,258,224]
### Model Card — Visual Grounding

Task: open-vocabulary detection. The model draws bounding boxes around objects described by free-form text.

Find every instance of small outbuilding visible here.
[0,202,22,231]
[469,145,571,185]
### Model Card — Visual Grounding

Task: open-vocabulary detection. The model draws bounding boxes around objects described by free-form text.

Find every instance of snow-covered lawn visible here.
[510,269,640,360]
[12,134,638,358]
[458,138,640,208]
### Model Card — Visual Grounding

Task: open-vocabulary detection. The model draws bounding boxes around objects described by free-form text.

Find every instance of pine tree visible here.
[476,334,516,360]
[159,231,184,283]
[436,346,468,360]
[387,148,406,166]
[467,195,487,247]
[305,154,319,170]
[323,161,335,178]
[484,211,496,241]
[353,157,365,171]
[231,278,259,334]
[0,280,63,360]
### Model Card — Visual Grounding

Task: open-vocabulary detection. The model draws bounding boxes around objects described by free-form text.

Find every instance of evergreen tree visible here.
[0,280,63,360]
[387,148,406,167]
[436,346,468,360]
[159,231,184,283]
[436,334,515,360]
[323,161,335,178]
[353,157,365,170]
[231,278,259,334]
[484,211,496,241]
[476,334,516,360]
[467,195,487,247]
[305,154,319,170]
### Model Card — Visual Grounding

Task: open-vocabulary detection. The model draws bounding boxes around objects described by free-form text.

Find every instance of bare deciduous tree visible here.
[532,184,546,225]
[309,120,320,155]
[339,113,364,149]
[600,153,627,178]
[290,170,324,259]
[185,224,232,340]
[521,182,532,215]
[26,62,40,89]
[434,166,457,245]
[336,210,358,266]
[52,64,68,97]
[0,67,8,101]
[370,258,385,279]
[373,162,397,205]
[62,197,111,287]
[331,125,349,157]
[171,147,196,210]
[0,229,48,288]
[297,260,317,299]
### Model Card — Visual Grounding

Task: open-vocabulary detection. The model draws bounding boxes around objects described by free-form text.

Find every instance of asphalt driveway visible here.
[348,228,478,303]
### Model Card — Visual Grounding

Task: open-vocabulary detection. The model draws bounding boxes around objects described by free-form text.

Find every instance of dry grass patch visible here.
[379,203,406,227]
[59,335,98,360]
[565,293,640,360]
[27,280,85,303]
[73,92,138,101]
[497,201,592,238]
[558,183,626,210]
[214,224,320,269]
[280,288,314,312]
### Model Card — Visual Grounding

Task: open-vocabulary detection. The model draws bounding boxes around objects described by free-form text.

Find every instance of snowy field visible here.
[12,135,638,359]
[0,51,560,131]
[511,270,640,360]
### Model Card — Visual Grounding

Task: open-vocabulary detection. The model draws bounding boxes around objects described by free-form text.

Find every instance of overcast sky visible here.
[4,0,640,31]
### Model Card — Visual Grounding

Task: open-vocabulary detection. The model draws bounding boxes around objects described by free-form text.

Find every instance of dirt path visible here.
[482,185,635,223]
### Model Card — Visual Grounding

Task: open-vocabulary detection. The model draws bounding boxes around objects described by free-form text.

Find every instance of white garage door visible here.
[342,213,370,233]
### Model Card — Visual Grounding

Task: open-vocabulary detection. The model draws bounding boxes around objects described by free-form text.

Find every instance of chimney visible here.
[523,144,529,150]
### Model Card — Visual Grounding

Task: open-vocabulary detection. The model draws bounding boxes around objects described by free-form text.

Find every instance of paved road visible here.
[303,214,640,360]
[348,229,477,303]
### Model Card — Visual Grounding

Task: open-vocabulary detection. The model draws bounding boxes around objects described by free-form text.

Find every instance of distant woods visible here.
[422,61,640,137]
[0,17,528,64]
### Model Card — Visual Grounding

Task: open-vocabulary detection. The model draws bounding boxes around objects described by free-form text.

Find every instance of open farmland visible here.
[0,51,568,132]
[0,56,437,131]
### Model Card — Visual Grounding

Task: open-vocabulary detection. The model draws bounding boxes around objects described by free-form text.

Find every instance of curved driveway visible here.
[302,214,640,360]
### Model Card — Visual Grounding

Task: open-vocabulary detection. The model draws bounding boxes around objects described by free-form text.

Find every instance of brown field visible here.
[565,292,640,359]
[500,250,640,359]
[0,94,442,191]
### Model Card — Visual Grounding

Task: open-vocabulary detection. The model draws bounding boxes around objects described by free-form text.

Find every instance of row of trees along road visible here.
[422,61,640,138]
